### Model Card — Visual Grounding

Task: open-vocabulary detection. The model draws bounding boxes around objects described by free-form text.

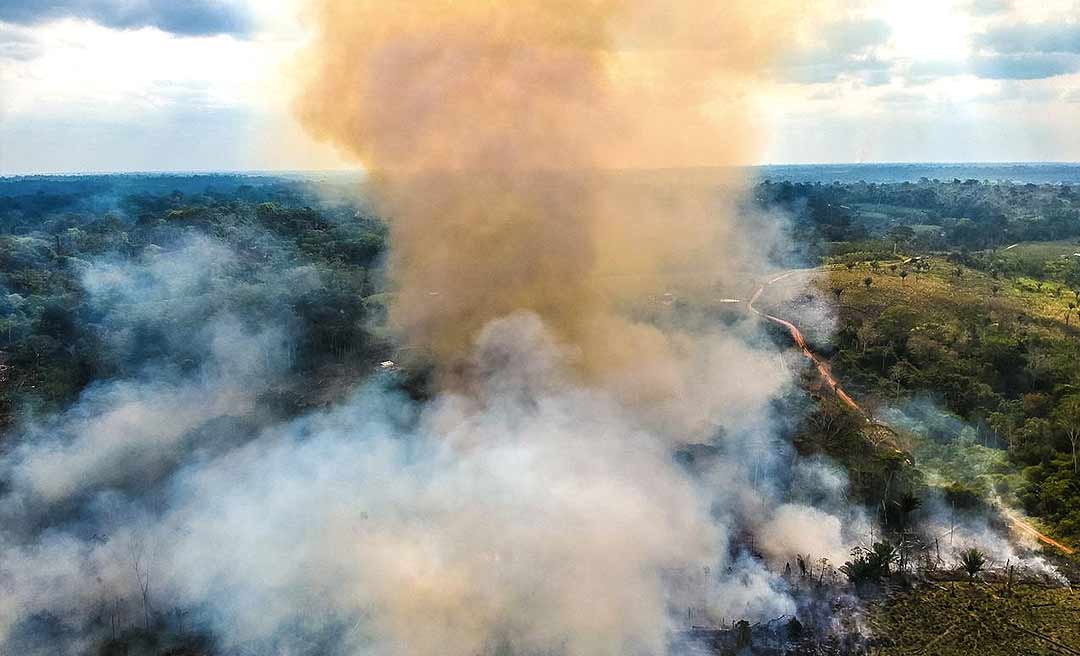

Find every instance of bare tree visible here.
[110,598,125,640]
[857,321,876,355]
[130,538,153,631]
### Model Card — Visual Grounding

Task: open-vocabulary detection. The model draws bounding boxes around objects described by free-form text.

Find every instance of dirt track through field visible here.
[748,269,868,419]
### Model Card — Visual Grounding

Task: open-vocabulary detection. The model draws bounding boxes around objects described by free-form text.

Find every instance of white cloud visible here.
[0,2,353,173]
[0,20,261,118]
[880,0,972,61]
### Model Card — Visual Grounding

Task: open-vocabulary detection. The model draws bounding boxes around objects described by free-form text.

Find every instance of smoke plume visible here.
[286,0,856,652]
[294,0,809,401]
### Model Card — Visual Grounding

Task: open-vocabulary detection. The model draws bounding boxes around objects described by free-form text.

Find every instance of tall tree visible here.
[1054,395,1080,476]
[888,226,915,255]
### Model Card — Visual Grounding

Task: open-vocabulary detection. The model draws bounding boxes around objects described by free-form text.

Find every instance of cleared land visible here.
[867,583,1080,655]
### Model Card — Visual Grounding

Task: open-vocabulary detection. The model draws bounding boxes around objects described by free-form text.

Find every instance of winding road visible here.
[749,270,870,420]
[746,268,1075,556]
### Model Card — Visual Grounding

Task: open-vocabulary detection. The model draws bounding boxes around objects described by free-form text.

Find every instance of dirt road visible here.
[748,270,869,420]
[1000,504,1076,555]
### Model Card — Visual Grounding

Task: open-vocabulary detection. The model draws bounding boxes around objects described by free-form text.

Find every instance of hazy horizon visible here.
[5,161,1080,182]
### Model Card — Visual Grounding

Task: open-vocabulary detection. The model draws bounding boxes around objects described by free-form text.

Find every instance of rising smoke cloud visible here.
[294,0,813,399]
[285,0,858,650]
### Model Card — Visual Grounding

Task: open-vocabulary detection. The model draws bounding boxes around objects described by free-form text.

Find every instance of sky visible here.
[0,0,1078,174]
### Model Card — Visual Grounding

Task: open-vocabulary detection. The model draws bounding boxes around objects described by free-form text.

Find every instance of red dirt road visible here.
[748,270,869,420]
[1000,505,1075,555]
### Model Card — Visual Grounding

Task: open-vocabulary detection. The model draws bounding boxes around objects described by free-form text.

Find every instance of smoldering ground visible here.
[878,400,1067,583]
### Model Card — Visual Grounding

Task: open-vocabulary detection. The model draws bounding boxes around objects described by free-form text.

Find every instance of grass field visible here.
[744,255,1080,365]
[821,257,1078,336]
[867,583,1080,655]
[998,239,1080,271]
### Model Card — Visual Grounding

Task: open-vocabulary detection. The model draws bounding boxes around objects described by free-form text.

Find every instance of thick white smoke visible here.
[0,231,867,655]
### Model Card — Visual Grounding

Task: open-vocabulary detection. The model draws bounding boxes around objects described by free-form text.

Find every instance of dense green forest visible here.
[759,177,1080,256]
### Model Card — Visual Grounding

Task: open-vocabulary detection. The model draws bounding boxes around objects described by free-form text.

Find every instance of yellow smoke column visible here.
[295,0,811,385]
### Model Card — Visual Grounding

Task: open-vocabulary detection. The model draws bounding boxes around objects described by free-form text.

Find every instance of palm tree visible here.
[840,541,898,586]
[870,541,899,574]
[894,492,922,531]
[959,548,987,580]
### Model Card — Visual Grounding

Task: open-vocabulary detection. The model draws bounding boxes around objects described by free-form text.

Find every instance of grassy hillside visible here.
[753,248,1080,550]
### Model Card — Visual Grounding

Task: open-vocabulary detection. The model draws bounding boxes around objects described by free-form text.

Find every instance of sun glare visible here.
[882,0,970,62]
